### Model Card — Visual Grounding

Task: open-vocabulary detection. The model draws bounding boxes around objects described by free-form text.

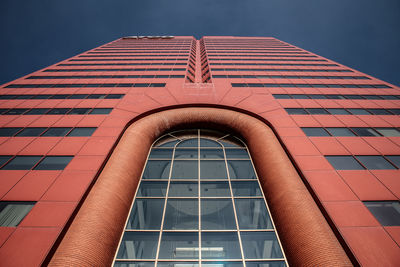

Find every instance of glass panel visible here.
[200,149,224,159]
[325,156,364,170]
[67,127,96,136]
[228,161,256,179]
[386,156,400,168]
[116,232,158,259]
[364,201,400,226]
[2,156,42,170]
[301,128,330,137]
[325,128,355,136]
[169,181,198,197]
[375,128,400,137]
[240,232,283,259]
[159,232,199,259]
[201,182,230,197]
[171,160,198,179]
[0,128,23,136]
[41,127,72,136]
[5,109,29,115]
[306,108,328,115]
[34,156,73,170]
[201,199,236,230]
[175,149,198,159]
[114,261,155,267]
[137,181,167,197]
[126,199,164,229]
[235,199,273,229]
[285,108,307,115]
[291,94,309,99]
[231,181,262,197]
[158,262,198,267]
[368,109,391,115]
[355,156,396,170]
[326,108,350,115]
[200,138,221,147]
[164,199,198,230]
[25,108,50,115]
[201,232,242,259]
[69,94,88,99]
[347,108,370,115]
[47,108,70,115]
[142,160,171,179]
[68,108,91,115]
[225,149,250,159]
[16,127,47,136]
[0,202,35,227]
[246,261,286,267]
[201,161,228,180]
[0,156,12,167]
[177,138,198,148]
[350,128,380,137]
[149,149,173,159]
[90,108,112,114]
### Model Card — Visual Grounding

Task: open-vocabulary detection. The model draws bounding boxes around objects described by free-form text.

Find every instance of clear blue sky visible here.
[0,0,399,86]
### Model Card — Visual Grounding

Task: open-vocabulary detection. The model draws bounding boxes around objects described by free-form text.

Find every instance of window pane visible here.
[34,156,73,170]
[159,232,199,259]
[355,156,396,170]
[177,138,198,148]
[5,109,29,115]
[47,108,70,115]
[306,108,328,115]
[285,108,307,115]
[164,199,198,230]
[386,156,400,168]
[326,108,350,115]
[201,199,236,230]
[325,156,364,170]
[137,181,167,197]
[225,149,250,159]
[364,201,400,226]
[350,128,380,137]
[388,109,400,115]
[175,149,198,159]
[325,128,355,136]
[69,94,88,99]
[171,160,198,179]
[228,160,256,179]
[241,232,283,259]
[235,199,273,229]
[0,156,12,167]
[67,127,96,136]
[25,108,50,115]
[246,261,286,267]
[375,128,400,137]
[200,149,224,159]
[347,109,370,115]
[2,156,42,170]
[16,127,47,136]
[149,149,173,159]
[0,128,22,136]
[291,94,309,99]
[368,109,391,115]
[200,160,228,179]
[142,160,171,179]
[301,128,330,137]
[200,138,221,147]
[114,261,155,267]
[126,199,164,229]
[231,181,262,197]
[105,94,124,99]
[169,181,198,197]
[41,127,72,136]
[68,108,91,115]
[90,108,112,114]
[116,232,158,259]
[201,181,230,197]
[201,232,242,259]
[273,94,291,99]
[0,202,35,227]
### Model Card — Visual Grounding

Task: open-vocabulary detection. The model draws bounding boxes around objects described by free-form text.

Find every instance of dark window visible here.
[68,108,91,115]
[0,128,23,136]
[350,128,380,137]
[5,109,29,115]
[47,108,71,115]
[67,127,96,137]
[306,108,329,115]
[326,108,350,115]
[87,94,106,99]
[41,127,72,137]
[69,94,89,99]
[105,94,124,99]
[273,94,291,99]
[375,128,400,137]
[0,156,12,167]
[16,127,47,137]
[325,156,364,170]
[347,109,371,115]
[385,156,400,168]
[302,127,330,136]
[368,109,391,115]
[0,202,35,227]
[25,108,50,115]
[388,109,400,115]
[89,108,112,114]
[34,156,73,170]
[50,94,69,99]
[2,156,42,170]
[32,95,52,99]
[292,94,309,99]
[355,156,396,169]
[364,202,400,226]
[285,108,307,115]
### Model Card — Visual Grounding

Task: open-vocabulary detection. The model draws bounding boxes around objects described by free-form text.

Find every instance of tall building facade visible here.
[0,36,399,266]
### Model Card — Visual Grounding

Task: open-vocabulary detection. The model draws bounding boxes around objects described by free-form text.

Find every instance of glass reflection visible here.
[117,232,158,259]
[126,199,164,229]
[172,160,198,179]
[177,138,199,147]
[231,181,262,197]
[142,160,171,179]
[228,161,256,179]
[137,181,167,197]
[201,181,230,197]
[169,181,198,197]
[200,160,227,179]
[235,199,273,229]
[159,232,199,259]
[175,149,198,159]
[240,232,283,259]
[202,199,236,230]
[149,149,173,159]
[225,149,249,159]
[200,149,224,159]
[200,138,222,147]
[201,232,242,259]
[164,199,198,230]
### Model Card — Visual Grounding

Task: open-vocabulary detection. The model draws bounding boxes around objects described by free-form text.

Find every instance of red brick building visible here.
[0,36,399,266]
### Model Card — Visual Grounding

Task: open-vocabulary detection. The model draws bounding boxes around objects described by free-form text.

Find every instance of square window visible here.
[2,156,42,170]
[41,127,72,136]
[117,232,159,259]
[326,128,355,136]
[201,199,236,230]
[164,199,198,230]
[235,199,273,229]
[355,156,396,170]
[240,232,283,259]
[228,160,257,179]
[325,156,364,170]
[16,127,47,137]
[34,156,73,170]
[0,127,23,136]
[90,108,112,114]
[67,127,96,137]
[126,199,164,230]
[143,160,171,179]
[201,232,241,259]
[364,202,400,226]
[200,160,227,179]
[137,181,167,197]
[0,202,35,227]
[159,232,199,259]
[169,181,198,197]
[301,127,330,137]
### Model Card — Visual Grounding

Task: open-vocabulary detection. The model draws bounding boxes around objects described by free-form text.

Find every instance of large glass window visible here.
[114,130,287,267]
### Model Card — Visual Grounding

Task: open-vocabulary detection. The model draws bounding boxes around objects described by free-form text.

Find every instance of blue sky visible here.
[0,0,399,85]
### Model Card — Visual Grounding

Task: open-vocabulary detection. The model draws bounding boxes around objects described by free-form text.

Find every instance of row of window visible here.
[69,58,188,61]
[207,54,316,58]
[4,83,165,88]
[207,51,308,54]
[0,107,112,115]
[88,51,190,54]
[27,75,185,79]
[232,83,391,88]
[285,108,400,115]
[79,54,189,58]
[0,155,73,170]
[58,63,187,66]
[95,48,191,51]
[210,58,326,62]
[326,155,399,170]
[0,93,124,100]
[0,127,96,137]
[44,68,186,72]
[273,94,400,100]
[212,68,352,72]
[210,63,338,67]
[301,127,400,137]
[213,75,368,80]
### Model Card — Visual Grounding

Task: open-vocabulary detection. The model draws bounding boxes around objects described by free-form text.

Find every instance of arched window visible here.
[113,129,288,267]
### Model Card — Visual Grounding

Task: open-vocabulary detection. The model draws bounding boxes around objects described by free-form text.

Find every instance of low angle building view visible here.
[0,36,399,267]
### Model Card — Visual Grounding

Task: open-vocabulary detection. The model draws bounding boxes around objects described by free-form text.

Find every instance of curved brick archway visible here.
[49,107,352,267]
